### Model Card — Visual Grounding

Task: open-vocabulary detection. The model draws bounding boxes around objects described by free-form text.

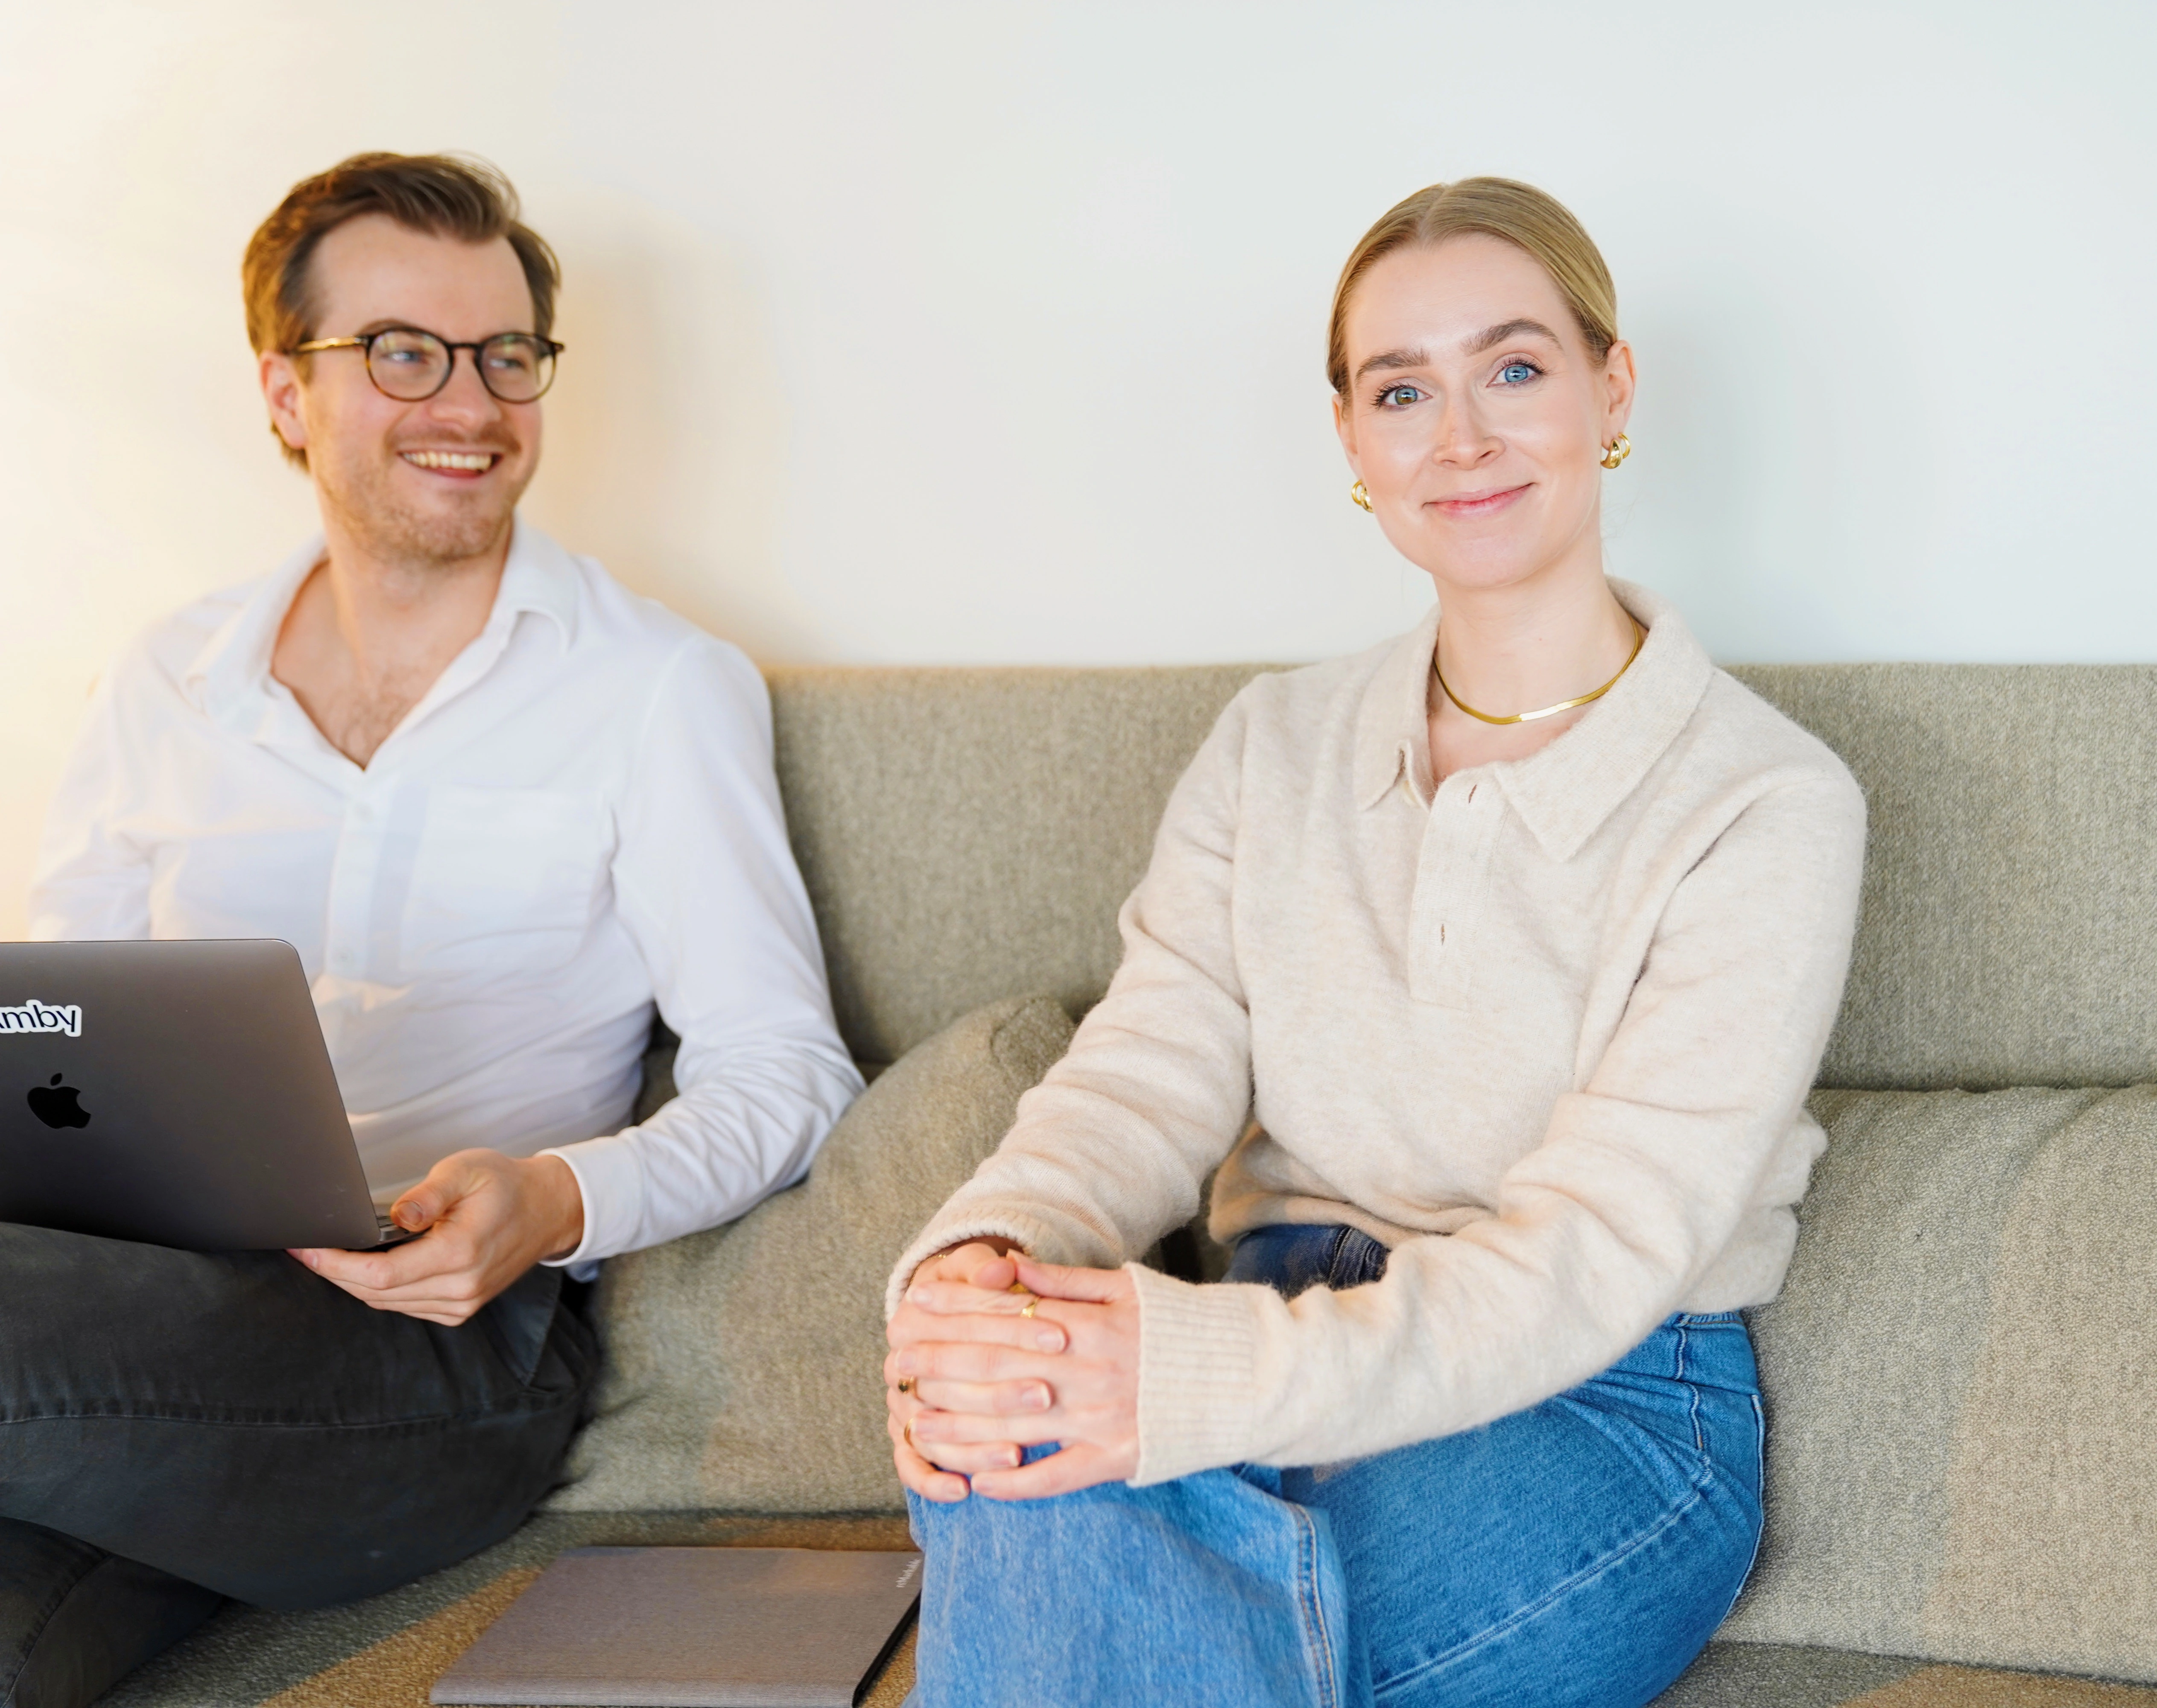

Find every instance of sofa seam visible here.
[985,996,1063,1082]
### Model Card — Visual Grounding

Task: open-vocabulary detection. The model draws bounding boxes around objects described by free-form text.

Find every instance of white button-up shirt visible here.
[29,520,863,1265]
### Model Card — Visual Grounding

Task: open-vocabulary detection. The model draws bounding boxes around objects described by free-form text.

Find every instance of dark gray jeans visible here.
[0,1223,596,1707]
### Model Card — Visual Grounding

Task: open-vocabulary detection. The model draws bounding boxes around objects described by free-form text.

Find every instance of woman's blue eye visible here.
[1497,361,1540,385]
[1377,384,1424,407]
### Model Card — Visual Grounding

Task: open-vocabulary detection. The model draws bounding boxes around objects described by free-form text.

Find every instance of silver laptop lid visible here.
[430,1547,924,1707]
[0,939,381,1250]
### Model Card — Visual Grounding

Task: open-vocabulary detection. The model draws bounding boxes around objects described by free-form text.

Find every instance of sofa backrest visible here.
[769,661,2157,1088]
[1731,664,2157,1088]
[768,666,1256,1066]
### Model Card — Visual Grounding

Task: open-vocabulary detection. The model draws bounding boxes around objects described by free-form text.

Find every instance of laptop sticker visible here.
[0,1000,82,1038]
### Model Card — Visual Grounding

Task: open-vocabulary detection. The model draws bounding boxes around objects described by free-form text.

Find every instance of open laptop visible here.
[0,939,409,1251]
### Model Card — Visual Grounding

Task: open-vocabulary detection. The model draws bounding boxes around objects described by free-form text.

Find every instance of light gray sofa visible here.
[111,662,2157,1708]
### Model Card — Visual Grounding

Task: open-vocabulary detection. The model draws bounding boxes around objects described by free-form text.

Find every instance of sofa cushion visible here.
[548,993,1075,1515]
[1724,1086,2157,1684]
[1664,1643,2157,1706]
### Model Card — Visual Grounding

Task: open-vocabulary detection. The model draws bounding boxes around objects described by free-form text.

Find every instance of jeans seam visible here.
[1292,1503,1341,1708]
[1710,1392,1771,1629]
[1672,1320,1710,1456]
[1373,1466,1715,1698]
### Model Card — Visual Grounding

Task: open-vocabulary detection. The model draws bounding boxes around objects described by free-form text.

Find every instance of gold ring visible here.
[1020,1297,1038,1319]
[903,1417,916,1450]
[896,1378,913,1395]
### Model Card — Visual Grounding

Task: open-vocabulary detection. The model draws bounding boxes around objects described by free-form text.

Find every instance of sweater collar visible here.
[1352,578,1715,861]
[1353,601,1444,811]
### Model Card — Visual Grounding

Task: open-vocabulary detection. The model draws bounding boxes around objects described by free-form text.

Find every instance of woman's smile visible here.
[1429,483,1531,519]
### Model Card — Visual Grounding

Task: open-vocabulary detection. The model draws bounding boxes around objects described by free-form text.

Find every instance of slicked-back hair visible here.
[243,152,560,467]
[1327,178,1618,400]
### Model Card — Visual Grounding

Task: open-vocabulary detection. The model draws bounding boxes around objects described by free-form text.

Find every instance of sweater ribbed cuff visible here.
[1127,1264,1265,1485]
[884,1208,1075,1321]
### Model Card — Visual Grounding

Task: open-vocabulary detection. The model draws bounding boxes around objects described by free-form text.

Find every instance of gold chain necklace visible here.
[1432,622,1646,726]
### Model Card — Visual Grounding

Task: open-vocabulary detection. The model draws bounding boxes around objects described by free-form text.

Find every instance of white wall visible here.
[2,0,2153,935]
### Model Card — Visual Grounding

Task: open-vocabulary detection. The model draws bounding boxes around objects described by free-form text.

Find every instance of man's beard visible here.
[314,436,530,569]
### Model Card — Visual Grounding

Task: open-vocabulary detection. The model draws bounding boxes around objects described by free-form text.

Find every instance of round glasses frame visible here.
[290,326,566,404]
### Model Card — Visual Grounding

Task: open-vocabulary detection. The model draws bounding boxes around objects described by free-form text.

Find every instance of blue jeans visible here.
[906,1223,1764,1707]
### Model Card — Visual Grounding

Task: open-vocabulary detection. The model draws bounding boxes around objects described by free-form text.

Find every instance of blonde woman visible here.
[884,179,1865,1708]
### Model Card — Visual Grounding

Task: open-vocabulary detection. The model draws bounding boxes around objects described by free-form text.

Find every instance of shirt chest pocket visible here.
[399,786,612,977]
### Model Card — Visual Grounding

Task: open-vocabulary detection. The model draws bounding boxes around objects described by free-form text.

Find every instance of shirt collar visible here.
[184,513,580,724]
[493,516,582,649]
[1352,578,1715,861]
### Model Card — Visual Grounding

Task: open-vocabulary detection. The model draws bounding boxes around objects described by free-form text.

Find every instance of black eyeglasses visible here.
[291,326,564,403]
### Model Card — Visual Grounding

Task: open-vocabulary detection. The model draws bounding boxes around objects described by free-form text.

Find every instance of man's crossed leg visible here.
[0,1224,594,1704]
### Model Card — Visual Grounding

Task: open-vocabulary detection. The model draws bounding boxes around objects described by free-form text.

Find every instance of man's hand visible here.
[290,1149,585,1325]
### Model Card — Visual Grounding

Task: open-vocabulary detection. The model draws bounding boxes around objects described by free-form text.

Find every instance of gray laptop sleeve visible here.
[428,1547,922,1707]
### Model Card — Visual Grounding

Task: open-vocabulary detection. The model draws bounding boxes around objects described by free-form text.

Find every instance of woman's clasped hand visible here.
[885,1241,1140,1503]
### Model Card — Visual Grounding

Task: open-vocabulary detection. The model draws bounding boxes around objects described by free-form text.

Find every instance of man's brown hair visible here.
[243,152,561,468]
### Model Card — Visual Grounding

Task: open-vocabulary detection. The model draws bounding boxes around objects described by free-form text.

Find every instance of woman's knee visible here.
[910,1469,1360,1708]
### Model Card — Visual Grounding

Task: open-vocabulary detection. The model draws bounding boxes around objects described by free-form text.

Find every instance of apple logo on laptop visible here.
[26,1073,90,1130]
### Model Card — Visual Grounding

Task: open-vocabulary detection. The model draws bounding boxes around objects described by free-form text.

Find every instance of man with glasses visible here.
[5,153,862,1707]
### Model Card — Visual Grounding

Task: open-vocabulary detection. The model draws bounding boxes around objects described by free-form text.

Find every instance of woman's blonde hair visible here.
[1326,178,1618,396]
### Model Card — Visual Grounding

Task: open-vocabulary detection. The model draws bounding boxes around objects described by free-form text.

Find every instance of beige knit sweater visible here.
[890,581,1866,1486]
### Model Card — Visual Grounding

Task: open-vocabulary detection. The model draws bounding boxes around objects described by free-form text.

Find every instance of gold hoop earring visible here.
[1350,480,1373,512]
[1600,434,1631,471]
